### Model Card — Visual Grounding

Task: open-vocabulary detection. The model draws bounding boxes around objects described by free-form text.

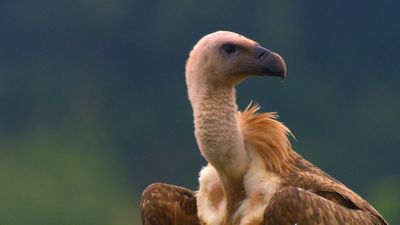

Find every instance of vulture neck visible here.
[190,82,248,215]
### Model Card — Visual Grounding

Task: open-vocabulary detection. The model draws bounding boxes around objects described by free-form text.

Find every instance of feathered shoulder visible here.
[237,103,296,174]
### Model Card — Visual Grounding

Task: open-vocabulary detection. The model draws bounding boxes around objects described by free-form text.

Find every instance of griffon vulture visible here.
[140,31,388,225]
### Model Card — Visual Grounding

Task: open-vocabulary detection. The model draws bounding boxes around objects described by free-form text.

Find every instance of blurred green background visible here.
[1,0,399,224]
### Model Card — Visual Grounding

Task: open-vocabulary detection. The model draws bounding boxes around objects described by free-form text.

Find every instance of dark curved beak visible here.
[250,45,287,80]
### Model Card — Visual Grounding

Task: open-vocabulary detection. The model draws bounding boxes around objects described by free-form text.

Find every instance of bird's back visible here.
[280,152,388,225]
[238,104,388,225]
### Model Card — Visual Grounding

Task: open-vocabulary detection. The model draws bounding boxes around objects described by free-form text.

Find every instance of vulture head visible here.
[186,31,286,93]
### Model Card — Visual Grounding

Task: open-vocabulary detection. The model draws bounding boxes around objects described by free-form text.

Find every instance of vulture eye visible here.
[223,44,237,55]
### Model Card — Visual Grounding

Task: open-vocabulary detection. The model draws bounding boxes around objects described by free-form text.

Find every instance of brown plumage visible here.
[140,31,388,225]
[140,183,199,225]
[237,104,295,175]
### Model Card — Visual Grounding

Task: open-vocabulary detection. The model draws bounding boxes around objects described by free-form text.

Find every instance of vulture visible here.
[140,31,388,225]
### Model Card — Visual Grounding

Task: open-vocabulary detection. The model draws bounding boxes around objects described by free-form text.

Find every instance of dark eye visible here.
[223,44,237,54]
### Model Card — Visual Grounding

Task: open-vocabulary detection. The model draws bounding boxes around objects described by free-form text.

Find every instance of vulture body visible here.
[140,31,388,225]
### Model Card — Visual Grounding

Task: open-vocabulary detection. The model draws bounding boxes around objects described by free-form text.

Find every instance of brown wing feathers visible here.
[140,183,199,225]
[263,186,378,225]
[282,153,388,224]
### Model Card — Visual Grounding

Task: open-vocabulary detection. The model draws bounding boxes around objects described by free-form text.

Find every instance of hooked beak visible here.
[254,46,287,80]
[237,45,287,80]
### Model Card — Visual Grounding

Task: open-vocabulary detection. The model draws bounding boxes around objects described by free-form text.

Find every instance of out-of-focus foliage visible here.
[0,1,399,224]
[367,177,400,224]
[0,130,136,225]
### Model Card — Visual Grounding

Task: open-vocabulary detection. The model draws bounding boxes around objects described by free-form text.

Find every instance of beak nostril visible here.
[258,51,267,60]
[254,46,271,60]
